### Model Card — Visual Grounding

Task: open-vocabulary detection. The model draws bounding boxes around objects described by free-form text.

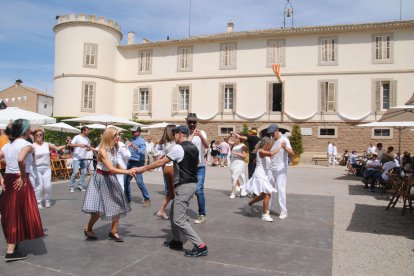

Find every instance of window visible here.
[373,80,397,112]
[372,128,393,139]
[318,127,338,138]
[81,82,95,112]
[133,88,152,114]
[267,82,283,113]
[218,125,235,136]
[319,80,337,113]
[83,43,98,68]
[177,46,193,71]
[138,50,152,74]
[172,86,191,115]
[372,33,393,64]
[220,43,237,69]
[267,39,285,66]
[319,37,337,65]
[219,83,236,113]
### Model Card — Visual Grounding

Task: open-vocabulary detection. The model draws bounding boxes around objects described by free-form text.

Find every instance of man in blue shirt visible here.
[124,126,151,206]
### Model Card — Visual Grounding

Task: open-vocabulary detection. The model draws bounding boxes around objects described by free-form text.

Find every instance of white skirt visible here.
[230,159,246,187]
[243,167,277,195]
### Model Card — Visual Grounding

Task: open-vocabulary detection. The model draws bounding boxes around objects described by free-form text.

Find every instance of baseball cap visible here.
[266,124,279,134]
[130,125,142,132]
[172,125,190,135]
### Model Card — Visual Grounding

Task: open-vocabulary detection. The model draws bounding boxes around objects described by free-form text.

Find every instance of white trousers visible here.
[33,166,52,203]
[268,168,288,213]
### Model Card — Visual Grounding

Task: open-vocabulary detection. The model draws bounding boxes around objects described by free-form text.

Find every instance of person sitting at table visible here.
[372,154,398,191]
[362,152,381,191]
[401,152,413,174]
[32,129,66,209]
[349,150,363,175]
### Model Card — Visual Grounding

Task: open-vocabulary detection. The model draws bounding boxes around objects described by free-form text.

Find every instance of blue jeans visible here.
[195,166,206,216]
[69,159,87,188]
[124,160,150,201]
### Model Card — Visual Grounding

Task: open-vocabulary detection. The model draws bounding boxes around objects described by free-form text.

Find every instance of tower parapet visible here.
[54,14,122,39]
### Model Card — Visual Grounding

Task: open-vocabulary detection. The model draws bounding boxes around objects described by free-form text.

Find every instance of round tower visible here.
[53,14,123,116]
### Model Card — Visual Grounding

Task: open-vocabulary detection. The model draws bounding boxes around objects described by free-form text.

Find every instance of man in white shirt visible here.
[362,152,381,191]
[367,143,377,155]
[186,113,209,224]
[267,124,294,219]
[145,136,156,166]
[327,142,334,166]
[68,126,92,192]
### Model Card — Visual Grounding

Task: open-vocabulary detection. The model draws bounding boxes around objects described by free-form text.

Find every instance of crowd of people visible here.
[0,114,296,262]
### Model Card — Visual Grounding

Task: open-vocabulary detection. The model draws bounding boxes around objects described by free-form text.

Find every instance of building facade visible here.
[0,81,54,116]
[53,14,414,153]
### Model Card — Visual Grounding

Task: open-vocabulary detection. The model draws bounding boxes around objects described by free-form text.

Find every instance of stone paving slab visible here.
[0,172,333,276]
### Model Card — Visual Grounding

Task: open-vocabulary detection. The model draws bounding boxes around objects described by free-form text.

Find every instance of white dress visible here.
[244,150,277,195]
[230,144,246,188]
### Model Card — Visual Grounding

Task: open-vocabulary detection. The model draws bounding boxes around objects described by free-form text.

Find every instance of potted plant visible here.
[289,124,303,165]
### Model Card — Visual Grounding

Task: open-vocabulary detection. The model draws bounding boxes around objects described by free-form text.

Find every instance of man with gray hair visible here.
[267,124,294,219]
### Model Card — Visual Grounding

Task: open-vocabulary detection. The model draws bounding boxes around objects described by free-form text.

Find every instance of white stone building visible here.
[53,14,414,153]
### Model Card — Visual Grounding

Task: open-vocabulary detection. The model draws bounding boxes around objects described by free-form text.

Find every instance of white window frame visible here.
[371,128,393,139]
[373,79,397,112]
[317,126,338,138]
[218,125,235,137]
[177,46,193,72]
[220,43,237,70]
[178,86,190,113]
[318,36,338,66]
[81,81,96,112]
[83,43,98,68]
[133,87,152,115]
[138,50,152,74]
[224,85,234,112]
[219,83,236,114]
[372,33,393,64]
[319,80,337,113]
[267,39,285,67]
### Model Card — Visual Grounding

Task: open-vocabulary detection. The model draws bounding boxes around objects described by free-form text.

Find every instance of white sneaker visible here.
[240,187,248,197]
[69,187,74,193]
[229,193,236,199]
[261,213,273,222]
[235,186,241,197]
[279,212,288,219]
[37,203,44,210]
[45,202,51,208]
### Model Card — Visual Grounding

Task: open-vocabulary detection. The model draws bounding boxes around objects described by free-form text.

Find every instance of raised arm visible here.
[99,148,134,176]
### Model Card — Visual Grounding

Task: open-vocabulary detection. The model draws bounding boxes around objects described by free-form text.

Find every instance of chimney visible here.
[227,21,234,32]
[127,32,135,45]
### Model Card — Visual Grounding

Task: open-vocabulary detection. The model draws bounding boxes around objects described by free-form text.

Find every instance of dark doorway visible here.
[272,83,282,112]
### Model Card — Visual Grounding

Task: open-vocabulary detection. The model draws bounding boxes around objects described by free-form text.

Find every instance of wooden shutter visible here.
[231,44,236,67]
[171,87,178,115]
[232,85,237,113]
[188,88,192,113]
[320,82,326,112]
[133,88,139,112]
[218,84,224,114]
[390,80,397,107]
[327,82,335,112]
[148,89,152,114]
[375,81,381,111]
[267,83,273,113]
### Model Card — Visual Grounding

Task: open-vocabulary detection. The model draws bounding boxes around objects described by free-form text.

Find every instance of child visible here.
[243,137,285,222]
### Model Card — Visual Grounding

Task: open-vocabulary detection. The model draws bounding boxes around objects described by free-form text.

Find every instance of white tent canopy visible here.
[78,123,126,132]
[0,107,56,127]
[141,122,174,129]
[42,122,80,134]
[63,114,143,126]
[358,121,414,127]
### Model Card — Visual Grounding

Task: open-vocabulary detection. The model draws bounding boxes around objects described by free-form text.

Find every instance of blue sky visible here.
[0,0,413,95]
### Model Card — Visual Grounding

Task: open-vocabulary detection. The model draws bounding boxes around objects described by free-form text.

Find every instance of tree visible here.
[290,124,303,156]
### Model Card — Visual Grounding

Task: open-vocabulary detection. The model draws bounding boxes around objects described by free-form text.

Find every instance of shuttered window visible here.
[178,46,193,71]
[319,80,337,112]
[219,83,236,113]
[138,50,152,73]
[372,33,393,64]
[220,43,237,69]
[81,82,95,112]
[83,43,98,68]
[267,39,285,66]
[319,37,337,65]
[373,80,397,111]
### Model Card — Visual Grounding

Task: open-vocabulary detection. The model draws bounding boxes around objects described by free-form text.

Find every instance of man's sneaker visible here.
[261,213,274,222]
[240,187,248,197]
[229,193,236,199]
[143,200,151,207]
[45,202,51,208]
[69,187,75,193]
[37,203,44,210]
[184,245,208,257]
[194,215,206,224]
[163,240,183,250]
[5,251,28,262]
[77,186,86,192]
[279,212,288,220]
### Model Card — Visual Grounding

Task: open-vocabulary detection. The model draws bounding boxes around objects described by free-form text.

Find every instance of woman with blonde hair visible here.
[155,124,177,219]
[82,127,136,242]
[0,119,43,262]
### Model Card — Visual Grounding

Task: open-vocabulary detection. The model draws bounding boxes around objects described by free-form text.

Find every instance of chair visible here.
[64,158,74,180]
[386,174,413,215]
[50,158,66,181]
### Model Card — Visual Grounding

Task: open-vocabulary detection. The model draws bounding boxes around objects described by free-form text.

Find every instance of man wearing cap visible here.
[233,128,260,179]
[135,125,208,257]
[124,126,151,206]
[186,113,209,224]
[267,124,294,219]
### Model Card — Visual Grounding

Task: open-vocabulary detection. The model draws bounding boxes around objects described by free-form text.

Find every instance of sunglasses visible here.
[35,133,43,137]
[186,120,197,125]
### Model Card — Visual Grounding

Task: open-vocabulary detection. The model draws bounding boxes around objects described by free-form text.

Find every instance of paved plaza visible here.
[1,165,413,275]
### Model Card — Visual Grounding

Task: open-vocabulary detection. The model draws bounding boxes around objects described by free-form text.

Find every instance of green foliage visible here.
[290,124,303,156]
[241,123,249,136]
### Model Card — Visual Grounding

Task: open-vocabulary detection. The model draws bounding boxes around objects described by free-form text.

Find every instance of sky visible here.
[0,0,413,95]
